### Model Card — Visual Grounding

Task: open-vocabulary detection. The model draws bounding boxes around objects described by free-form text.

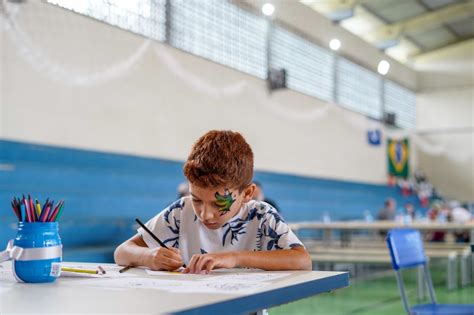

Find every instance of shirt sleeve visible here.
[137,198,184,249]
[259,209,304,251]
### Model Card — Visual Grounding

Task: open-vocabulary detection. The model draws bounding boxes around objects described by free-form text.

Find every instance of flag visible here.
[387,138,409,178]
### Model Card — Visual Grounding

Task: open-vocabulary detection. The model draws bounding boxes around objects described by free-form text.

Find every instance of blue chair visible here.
[386,229,474,315]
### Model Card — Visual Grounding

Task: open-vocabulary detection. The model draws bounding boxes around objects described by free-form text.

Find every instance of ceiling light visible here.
[262,3,275,16]
[329,38,341,51]
[377,60,390,75]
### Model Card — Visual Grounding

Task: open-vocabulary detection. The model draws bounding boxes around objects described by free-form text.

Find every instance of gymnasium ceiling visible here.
[300,0,474,65]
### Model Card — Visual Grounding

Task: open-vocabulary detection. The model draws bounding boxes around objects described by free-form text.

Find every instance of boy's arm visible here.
[184,247,312,274]
[114,234,183,270]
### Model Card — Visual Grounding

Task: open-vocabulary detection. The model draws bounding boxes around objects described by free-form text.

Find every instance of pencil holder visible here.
[11,222,62,283]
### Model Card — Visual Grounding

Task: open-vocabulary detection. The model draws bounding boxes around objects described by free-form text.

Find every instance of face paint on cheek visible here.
[215,189,236,216]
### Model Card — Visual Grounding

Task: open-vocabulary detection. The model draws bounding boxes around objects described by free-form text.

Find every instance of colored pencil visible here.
[61,267,98,275]
[40,201,52,222]
[48,201,62,222]
[23,197,31,222]
[35,199,42,218]
[135,218,168,249]
[119,265,132,273]
[29,195,36,222]
[53,202,64,222]
[11,201,20,220]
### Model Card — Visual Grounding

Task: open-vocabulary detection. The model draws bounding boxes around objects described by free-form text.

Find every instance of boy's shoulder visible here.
[162,197,194,218]
[240,200,285,223]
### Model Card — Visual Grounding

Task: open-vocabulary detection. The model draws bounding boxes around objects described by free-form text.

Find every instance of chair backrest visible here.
[386,229,427,270]
[386,229,437,314]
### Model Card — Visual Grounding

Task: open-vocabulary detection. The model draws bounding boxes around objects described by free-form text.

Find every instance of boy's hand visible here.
[184,252,237,274]
[146,247,183,271]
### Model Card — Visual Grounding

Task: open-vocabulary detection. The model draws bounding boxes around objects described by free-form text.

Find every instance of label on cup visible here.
[50,262,62,277]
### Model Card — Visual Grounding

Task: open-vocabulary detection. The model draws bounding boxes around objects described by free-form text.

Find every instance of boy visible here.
[114,130,311,274]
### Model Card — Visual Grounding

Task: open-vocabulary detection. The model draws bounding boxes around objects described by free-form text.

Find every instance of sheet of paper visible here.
[70,277,270,294]
[145,268,187,276]
[71,278,192,290]
[167,281,269,294]
[201,272,291,283]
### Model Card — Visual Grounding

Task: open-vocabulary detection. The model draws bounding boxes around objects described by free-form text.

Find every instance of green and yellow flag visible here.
[387,138,409,179]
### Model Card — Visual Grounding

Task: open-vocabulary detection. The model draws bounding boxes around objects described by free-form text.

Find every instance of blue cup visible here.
[13,222,62,283]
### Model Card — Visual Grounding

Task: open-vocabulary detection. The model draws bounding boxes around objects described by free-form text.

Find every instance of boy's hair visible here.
[183,130,253,191]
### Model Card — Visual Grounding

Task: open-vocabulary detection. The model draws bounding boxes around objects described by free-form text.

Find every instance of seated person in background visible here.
[177,181,190,198]
[404,202,416,220]
[426,203,446,242]
[252,181,280,212]
[114,130,311,274]
[449,201,472,243]
[377,198,396,221]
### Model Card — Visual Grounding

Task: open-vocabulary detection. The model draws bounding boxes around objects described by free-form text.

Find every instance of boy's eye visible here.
[192,199,202,203]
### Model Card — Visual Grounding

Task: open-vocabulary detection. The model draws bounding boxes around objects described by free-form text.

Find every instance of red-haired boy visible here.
[114,130,311,274]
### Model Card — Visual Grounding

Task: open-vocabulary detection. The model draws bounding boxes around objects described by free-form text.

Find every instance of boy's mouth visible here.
[203,221,219,229]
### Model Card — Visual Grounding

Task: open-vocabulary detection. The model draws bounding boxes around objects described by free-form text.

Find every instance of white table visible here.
[0,262,349,314]
[290,220,474,245]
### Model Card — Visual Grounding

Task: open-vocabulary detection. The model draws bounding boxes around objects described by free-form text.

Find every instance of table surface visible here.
[0,262,349,315]
[290,220,474,230]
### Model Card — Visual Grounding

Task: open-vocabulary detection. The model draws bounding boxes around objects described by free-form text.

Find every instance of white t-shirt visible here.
[138,197,304,265]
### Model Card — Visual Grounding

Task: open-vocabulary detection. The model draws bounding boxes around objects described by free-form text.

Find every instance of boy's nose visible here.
[201,206,215,221]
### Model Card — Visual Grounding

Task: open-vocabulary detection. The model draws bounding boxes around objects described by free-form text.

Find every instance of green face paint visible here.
[215,189,235,216]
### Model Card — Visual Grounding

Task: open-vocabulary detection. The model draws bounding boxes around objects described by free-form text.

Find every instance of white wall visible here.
[0,18,4,139]
[414,40,474,201]
[0,1,394,184]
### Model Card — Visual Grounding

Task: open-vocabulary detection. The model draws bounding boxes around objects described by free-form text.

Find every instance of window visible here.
[337,58,382,119]
[47,0,166,42]
[47,0,417,129]
[168,0,267,79]
[385,80,416,129]
[270,26,334,101]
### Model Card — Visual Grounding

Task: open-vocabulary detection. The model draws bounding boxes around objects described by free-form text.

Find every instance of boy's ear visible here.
[242,183,256,202]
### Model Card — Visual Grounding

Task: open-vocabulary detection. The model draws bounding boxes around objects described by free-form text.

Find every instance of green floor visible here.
[270,265,474,315]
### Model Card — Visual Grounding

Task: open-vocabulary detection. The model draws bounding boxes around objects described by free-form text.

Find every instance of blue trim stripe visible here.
[172,272,349,315]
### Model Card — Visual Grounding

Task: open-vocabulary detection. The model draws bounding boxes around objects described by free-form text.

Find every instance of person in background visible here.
[426,203,446,242]
[377,198,396,221]
[252,181,280,212]
[449,201,472,243]
[404,202,416,220]
[177,182,190,198]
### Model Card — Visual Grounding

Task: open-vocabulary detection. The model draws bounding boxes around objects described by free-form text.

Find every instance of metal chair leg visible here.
[447,252,458,291]
[417,265,425,301]
[460,250,471,287]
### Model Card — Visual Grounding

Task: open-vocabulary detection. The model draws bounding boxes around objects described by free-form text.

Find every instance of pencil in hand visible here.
[135,218,186,268]
[119,265,132,273]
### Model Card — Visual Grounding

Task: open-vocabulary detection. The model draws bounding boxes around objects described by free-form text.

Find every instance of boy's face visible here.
[189,183,255,230]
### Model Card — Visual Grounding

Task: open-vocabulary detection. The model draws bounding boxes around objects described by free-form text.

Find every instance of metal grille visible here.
[270,26,334,102]
[337,58,382,119]
[168,0,268,79]
[46,0,417,129]
[47,0,166,42]
[385,80,416,129]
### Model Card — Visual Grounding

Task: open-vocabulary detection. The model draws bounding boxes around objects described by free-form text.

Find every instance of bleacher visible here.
[0,139,422,263]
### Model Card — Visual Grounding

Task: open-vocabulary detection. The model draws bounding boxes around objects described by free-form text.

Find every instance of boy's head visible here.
[183,130,255,229]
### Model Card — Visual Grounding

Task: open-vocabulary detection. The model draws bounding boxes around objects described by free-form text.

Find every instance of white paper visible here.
[167,281,268,294]
[145,267,187,276]
[70,277,270,294]
[201,272,291,283]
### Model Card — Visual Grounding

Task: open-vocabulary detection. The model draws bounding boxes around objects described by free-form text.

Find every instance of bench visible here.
[305,240,471,296]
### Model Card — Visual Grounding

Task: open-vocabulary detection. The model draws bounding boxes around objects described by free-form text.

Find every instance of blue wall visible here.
[0,140,420,261]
